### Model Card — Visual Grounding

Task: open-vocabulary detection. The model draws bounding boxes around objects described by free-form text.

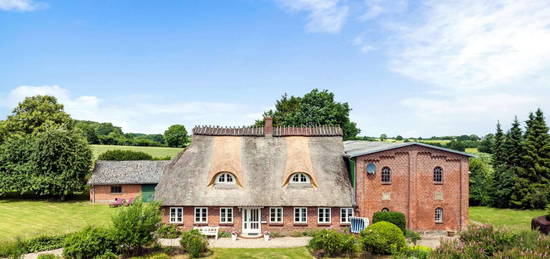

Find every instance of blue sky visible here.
[1,0,549,137]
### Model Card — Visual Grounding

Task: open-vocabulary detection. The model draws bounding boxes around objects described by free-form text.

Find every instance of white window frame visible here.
[169,207,183,223]
[318,208,331,224]
[269,207,283,223]
[435,207,443,223]
[290,173,310,183]
[216,172,235,184]
[340,208,353,224]
[294,207,307,223]
[219,207,233,223]
[194,207,208,223]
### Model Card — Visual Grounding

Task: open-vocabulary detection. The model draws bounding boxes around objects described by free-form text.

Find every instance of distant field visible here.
[469,206,545,232]
[91,145,183,159]
[465,147,479,153]
[0,200,116,242]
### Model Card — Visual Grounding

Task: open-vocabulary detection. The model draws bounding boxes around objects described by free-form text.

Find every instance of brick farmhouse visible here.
[89,118,472,235]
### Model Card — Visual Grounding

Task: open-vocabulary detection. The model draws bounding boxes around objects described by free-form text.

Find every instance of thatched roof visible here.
[343,141,475,158]
[155,133,353,207]
[88,161,170,185]
[192,125,343,137]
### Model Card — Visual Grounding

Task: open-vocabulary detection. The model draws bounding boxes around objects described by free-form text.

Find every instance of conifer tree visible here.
[492,121,506,168]
[516,109,550,208]
[490,121,517,208]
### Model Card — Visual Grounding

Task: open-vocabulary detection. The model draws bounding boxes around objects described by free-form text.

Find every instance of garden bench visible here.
[193,226,219,239]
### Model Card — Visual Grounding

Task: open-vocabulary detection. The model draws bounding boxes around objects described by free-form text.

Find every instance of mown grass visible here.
[469,206,545,232]
[205,247,313,259]
[0,200,117,242]
[91,145,183,160]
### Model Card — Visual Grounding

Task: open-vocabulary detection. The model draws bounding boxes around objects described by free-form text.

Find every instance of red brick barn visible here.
[88,161,169,203]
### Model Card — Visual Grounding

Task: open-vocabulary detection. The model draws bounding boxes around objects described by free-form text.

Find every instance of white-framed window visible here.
[216,172,235,184]
[381,167,391,183]
[169,207,183,223]
[340,208,353,224]
[194,207,208,223]
[290,173,310,183]
[318,208,331,224]
[270,207,283,223]
[433,167,443,183]
[294,207,307,223]
[435,207,443,223]
[219,207,233,223]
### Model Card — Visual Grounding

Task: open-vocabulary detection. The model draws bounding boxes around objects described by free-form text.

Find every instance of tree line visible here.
[470,109,550,209]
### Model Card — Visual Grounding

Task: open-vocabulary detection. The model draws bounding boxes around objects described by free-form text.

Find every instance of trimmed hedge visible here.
[98,150,153,161]
[307,229,357,257]
[372,211,406,232]
[360,221,406,255]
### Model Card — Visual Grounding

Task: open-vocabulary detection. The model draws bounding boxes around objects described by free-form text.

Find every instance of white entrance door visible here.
[242,208,261,235]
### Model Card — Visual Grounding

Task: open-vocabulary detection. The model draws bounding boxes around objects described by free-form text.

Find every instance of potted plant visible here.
[263,231,270,241]
[231,231,238,241]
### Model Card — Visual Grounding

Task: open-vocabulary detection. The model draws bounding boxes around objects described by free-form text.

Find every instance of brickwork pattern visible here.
[90,184,141,203]
[354,145,469,231]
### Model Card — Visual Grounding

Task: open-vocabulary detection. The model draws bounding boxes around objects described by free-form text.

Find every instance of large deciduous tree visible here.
[0,95,72,142]
[257,89,360,139]
[164,124,189,147]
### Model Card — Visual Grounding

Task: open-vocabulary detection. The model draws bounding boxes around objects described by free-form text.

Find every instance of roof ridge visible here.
[192,125,343,137]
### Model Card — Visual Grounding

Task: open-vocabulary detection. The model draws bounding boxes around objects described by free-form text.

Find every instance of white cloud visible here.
[1,85,261,134]
[0,0,43,11]
[352,36,375,53]
[359,0,408,21]
[276,0,349,33]
[389,0,550,90]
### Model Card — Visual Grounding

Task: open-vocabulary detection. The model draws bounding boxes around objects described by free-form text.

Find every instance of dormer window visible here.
[216,172,235,184]
[290,173,310,183]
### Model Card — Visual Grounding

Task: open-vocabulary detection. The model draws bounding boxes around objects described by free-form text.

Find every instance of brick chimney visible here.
[264,117,273,137]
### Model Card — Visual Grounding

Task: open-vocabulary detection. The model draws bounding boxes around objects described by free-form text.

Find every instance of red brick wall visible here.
[354,145,469,231]
[161,206,353,234]
[90,184,141,203]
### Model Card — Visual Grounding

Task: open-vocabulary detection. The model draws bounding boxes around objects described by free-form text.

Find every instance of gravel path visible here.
[23,248,63,259]
[159,237,312,248]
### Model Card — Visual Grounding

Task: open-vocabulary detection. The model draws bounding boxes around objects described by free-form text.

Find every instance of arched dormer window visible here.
[381,167,391,183]
[290,173,310,184]
[433,167,443,183]
[216,172,235,184]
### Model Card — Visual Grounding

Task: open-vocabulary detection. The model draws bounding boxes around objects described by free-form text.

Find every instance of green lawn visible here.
[469,206,545,232]
[0,200,117,242]
[91,145,183,160]
[205,247,313,259]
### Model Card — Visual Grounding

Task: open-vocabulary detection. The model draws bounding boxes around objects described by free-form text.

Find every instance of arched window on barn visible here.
[433,167,443,183]
[435,207,443,223]
[381,167,391,183]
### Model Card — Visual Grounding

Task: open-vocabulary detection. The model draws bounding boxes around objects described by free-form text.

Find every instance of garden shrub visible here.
[217,231,232,238]
[63,226,117,259]
[155,224,181,239]
[360,221,406,255]
[98,150,153,161]
[111,200,161,254]
[393,245,431,259]
[372,211,406,232]
[94,251,118,259]
[37,254,61,259]
[546,204,550,221]
[179,230,208,258]
[307,229,357,257]
[0,238,26,258]
[432,225,550,258]
[24,234,67,253]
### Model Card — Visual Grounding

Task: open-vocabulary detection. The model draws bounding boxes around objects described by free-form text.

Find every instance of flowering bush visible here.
[432,225,550,258]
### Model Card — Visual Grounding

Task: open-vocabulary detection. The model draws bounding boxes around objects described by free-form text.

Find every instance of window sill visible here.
[317,223,331,226]
[293,223,308,225]
[268,222,284,226]
[381,182,392,185]
[435,221,443,224]
[434,182,444,185]
[339,222,351,225]
[193,222,208,225]
[219,222,234,225]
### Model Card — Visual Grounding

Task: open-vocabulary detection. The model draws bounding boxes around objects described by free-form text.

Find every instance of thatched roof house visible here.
[88,160,169,185]
[154,122,353,207]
